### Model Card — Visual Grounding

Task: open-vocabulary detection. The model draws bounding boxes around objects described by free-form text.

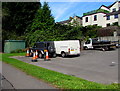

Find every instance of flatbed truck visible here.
[83,38,116,51]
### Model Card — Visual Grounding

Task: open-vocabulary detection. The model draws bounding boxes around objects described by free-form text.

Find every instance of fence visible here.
[4,40,25,53]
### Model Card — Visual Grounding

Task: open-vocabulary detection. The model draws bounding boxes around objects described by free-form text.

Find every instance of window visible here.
[106,16,110,20]
[107,23,110,27]
[85,17,88,22]
[112,8,116,12]
[114,14,118,19]
[85,40,90,44]
[94,15,97,21]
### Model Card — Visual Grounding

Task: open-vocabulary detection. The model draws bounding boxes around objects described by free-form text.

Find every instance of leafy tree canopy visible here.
[2,2,41,37]
[26,2,55,46]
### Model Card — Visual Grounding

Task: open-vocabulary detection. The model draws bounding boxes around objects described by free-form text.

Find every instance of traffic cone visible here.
[44,50,50,61]
[35,50,38,59]
[31,52,37,62]
[26,49,30,57]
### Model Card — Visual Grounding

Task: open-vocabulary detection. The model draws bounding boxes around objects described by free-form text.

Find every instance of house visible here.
[70,16,82,26]
[56,19,71,25]
[97,26,120,37]
[82,1,120,27]
[56,16,82,26]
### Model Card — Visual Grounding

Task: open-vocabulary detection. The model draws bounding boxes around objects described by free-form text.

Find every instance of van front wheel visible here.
[61,52,66,58]
[52,53,56,58]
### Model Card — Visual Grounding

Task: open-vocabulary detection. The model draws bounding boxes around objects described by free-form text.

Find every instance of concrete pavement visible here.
[1,62,58,90]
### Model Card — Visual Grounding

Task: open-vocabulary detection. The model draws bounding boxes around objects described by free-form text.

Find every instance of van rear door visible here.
[69,41,80,55]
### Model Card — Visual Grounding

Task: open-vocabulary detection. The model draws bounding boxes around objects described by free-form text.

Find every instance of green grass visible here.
[1,53,120,90]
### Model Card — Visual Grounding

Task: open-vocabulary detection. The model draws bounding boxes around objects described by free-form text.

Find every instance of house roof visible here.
[98,26,120,36]
[104,10,120,16]
[56,19,71,24]
[107,1,120,8]
[100,26,120,30]
[56,15,82,24]
[83,12,106,17]
[75,16,82,19]
[107,2,116,8]
[99,5,109,9]
[99,1,120,9]
[83,1,120,16]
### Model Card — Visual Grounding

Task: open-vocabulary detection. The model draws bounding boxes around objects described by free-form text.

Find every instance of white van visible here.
[54,40,80,57]
[30,40,80,58]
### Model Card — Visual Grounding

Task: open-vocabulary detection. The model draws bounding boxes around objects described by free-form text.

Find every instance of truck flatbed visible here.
[83,38,116,51]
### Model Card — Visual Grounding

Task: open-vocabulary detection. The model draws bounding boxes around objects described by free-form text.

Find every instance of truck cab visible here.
[83,38,93,49]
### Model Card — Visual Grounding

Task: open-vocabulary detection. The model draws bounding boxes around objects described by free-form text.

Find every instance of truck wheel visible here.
[38,53,43,58]
[52,53,56,58]
[84,46,88,50]
[101,48,105,51]
[102,47,108,51]
[113,46,116,50]
[61,52,66,58]
[104,47,109,51]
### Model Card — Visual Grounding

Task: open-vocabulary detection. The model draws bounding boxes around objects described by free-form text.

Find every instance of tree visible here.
[26,2,55,46]
[82,25,101,38]
[27,2,55,32]
[2,2,41,37]
[63,26,82,40]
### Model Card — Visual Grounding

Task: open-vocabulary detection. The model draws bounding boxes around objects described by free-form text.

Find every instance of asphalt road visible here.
[1,62,58,90]
[12,49,119,84]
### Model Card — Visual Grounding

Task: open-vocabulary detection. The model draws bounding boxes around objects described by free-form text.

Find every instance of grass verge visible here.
[1,53,119,90]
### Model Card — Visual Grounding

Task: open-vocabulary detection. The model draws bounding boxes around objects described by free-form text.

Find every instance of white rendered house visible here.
[82,1,120,27]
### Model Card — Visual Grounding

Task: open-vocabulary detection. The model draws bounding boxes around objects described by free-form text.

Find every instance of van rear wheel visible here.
[61,52,66,58]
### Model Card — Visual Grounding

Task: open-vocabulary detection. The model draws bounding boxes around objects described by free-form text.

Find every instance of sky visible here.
[41,1,115,22]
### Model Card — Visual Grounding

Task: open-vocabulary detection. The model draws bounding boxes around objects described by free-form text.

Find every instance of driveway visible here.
[12,49,119,84]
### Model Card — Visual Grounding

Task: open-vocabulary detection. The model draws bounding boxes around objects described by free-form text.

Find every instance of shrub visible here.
[11,49,27,53]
